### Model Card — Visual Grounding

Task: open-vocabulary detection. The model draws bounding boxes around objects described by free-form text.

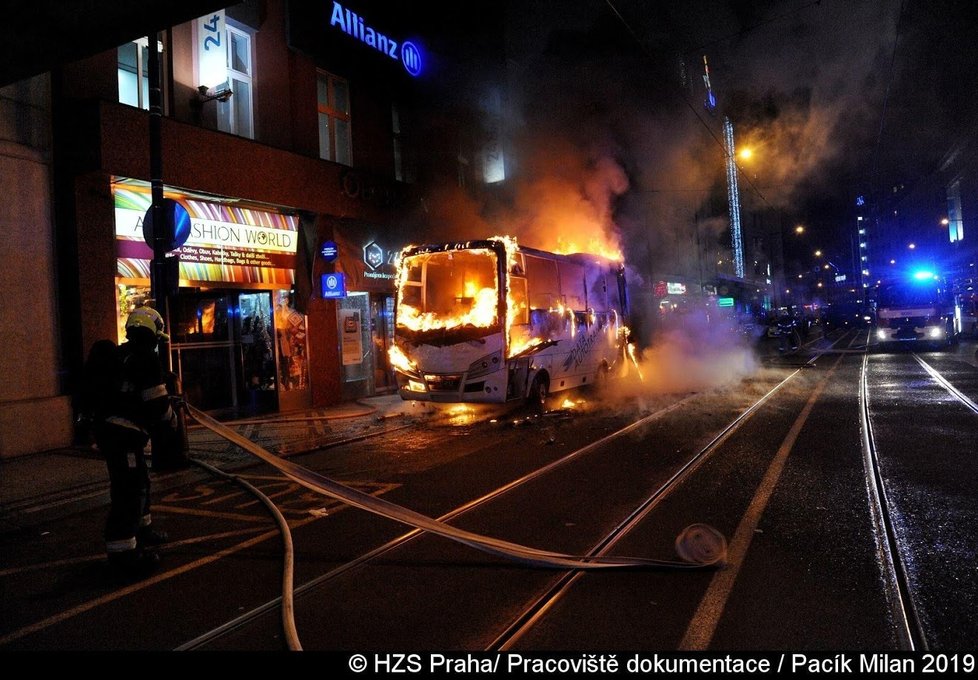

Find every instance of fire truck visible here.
[872,271,961,349]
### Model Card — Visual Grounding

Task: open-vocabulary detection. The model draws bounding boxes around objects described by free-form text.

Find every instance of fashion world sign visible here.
[329,1,423,77]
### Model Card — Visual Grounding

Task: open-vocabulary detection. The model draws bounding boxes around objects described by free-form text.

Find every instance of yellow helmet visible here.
[126,306,169,341]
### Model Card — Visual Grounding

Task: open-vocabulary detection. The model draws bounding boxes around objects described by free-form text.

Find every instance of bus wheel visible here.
[528,374,549,413]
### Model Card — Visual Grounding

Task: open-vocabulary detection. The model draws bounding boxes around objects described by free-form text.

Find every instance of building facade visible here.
[0,0,506,457]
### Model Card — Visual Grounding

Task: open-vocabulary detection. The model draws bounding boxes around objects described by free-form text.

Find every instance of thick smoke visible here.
[708,0,903,210]
[410,1,904,397]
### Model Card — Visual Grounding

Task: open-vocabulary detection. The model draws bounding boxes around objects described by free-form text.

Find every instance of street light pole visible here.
[147,32,172,372]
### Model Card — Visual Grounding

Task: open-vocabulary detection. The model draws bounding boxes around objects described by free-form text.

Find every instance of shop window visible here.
[216,24,254,139]
[275,290,308,392]
[117,38,159,110]
[318,71,352,166]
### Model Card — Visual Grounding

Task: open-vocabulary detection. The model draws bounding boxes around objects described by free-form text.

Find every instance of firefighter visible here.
[92,306,177,577]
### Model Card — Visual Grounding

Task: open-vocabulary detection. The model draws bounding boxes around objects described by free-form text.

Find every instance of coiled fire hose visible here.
[187,404,727,571]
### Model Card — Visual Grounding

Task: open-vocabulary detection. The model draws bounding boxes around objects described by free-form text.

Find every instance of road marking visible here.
[0,476,399,646]
[152,504,274,523]
[680,354,842,650]
[0,527,267,578]
[0,516,321,647]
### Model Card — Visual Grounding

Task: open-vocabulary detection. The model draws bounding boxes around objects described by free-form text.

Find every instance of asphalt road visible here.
[2,329,976,654]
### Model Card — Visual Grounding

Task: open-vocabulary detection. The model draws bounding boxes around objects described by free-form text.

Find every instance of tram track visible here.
[182,341,831,650]
[858,345,978,651]
[178,390,706,650]
[488,366,809,651]
[14,326,973,650]
[490,329,869,651]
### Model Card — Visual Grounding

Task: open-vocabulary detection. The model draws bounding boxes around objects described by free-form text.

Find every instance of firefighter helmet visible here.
[126,307,169,341]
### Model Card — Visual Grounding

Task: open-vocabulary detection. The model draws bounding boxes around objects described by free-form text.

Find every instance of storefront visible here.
[326,225,403,400]
[112,177,311,415]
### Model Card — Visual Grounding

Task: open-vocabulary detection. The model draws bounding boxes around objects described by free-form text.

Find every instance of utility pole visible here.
[147,31,172,372]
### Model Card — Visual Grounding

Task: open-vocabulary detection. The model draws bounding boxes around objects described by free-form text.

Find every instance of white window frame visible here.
[217,23,255,139]
[118,37,163,111]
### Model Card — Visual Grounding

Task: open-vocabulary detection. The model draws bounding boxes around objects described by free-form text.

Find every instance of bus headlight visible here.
[929,327,943,338]
[876,329,887,340]
[407,379,427,392]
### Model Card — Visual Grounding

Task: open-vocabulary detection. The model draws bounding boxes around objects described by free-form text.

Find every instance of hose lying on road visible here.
[187,404,727,570]
[191,458,302,652]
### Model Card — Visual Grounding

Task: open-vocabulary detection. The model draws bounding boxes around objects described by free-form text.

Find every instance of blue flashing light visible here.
[912,270,936,281]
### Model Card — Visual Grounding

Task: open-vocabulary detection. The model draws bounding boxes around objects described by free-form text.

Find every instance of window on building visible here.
[947,179,965,243]
[391,103,416,183]
[393,104,404,181]
[118,38,153,110]
[318,72,352,166]
[216,25,254,139]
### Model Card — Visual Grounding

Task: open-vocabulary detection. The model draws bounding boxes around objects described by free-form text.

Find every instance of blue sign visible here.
[329,1,423,77]
[401,41,422,76]
[142,199,191,252]
[320,240,339,262]
[321,272,347,299]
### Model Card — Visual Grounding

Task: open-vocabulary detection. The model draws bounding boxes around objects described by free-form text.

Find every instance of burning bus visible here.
[388,237,629,407]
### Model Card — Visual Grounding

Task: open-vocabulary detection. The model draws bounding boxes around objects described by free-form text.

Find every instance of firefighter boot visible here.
[138,524,169,549]
[108,548,160,580]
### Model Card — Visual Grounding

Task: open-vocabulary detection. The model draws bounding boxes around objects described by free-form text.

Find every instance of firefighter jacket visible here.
[101,341,177,443]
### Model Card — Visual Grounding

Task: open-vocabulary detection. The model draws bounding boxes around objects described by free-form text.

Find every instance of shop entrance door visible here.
[371,295,396,393]
[170,289,278,415]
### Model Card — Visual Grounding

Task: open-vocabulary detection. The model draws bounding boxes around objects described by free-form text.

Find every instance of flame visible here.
[394,245,499,333]
[396,287,497,332]
[509,336,545,357]
[552,235,623,262]
[392,235,621,366]
[388,343,417,373]
[627,342,644,381]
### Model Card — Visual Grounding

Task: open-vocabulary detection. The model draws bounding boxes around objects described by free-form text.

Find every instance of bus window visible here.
[558,262,586,310]
[510,275,528,325]
[525,255,560,310]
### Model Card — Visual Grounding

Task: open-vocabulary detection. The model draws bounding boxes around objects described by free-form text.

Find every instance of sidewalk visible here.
[0,394,422,534]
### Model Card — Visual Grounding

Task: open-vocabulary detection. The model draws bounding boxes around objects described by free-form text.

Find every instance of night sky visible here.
[492,0,978,282]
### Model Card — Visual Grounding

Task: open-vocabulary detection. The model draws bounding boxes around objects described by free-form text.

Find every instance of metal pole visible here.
[147,32,172,372]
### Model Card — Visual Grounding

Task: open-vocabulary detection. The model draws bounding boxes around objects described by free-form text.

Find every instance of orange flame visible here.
[392,235,619,363]
[388,343,417,373]
[552,235,623,262]
[394,245,499,333]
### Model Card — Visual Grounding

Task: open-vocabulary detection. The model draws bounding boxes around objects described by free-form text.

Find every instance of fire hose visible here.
[185,403,727,646]
[187,404,726,569]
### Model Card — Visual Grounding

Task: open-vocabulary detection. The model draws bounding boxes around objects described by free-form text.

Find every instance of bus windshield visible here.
[395,248,500,338]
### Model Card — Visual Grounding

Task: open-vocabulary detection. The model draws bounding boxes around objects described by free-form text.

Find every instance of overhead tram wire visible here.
[603,0,822,210]
[870,0,908,202]
[681,0,824,59]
